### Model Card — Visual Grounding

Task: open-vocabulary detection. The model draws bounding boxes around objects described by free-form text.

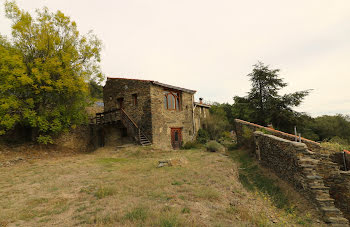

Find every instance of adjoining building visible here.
[92,77,210,149]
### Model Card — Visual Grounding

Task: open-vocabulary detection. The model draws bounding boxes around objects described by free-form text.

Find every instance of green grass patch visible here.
[229,149,290,209]
[157,212,181,227]
[181,207,190,214]
[123,207,148,222]
[96,157,129,165]
[195,187,220,201]
[94,186,116,199]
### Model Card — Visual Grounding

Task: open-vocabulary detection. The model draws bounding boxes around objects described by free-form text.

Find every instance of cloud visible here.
[1,0,350,116]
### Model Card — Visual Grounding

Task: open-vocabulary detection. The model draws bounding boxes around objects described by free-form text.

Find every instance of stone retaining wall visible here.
[235,119,321,152]
[254,131,349,226]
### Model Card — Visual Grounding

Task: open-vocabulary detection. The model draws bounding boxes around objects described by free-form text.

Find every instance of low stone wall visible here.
[328,172,350,221]
[254,131,349,225]
[235,119,321,152]
[330,151,350,171]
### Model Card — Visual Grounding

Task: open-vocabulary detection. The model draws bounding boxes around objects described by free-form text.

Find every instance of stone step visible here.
[316,198,335,207]
[311,189,330,198]
[325,217,349,225]
[310,185,329,190]
[321,207,342,217]
[309,183,326,189]
[300,164,315,168]
[306,175,322,180]
[299,158,319,164]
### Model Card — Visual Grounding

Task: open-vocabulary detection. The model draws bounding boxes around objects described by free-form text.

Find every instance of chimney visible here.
[199,98,203,104]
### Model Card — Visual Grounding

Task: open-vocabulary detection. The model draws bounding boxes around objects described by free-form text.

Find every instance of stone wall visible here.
[314,153,350,222]
[235,119,321,152]
[254,131,349,225]
[193,105,210,134]
[150,85,194,149]
[330,151,350,171]
[103,78,153,141]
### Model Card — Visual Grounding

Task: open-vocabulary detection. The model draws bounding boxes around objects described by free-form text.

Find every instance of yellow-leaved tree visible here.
[0,1,104,144]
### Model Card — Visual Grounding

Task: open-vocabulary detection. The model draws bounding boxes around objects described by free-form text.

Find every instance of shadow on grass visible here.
[228,148,290,210]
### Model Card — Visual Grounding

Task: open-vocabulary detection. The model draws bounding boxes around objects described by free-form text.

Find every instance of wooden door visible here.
[171,128,182,149]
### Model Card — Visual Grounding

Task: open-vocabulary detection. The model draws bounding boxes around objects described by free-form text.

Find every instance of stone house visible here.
[95,77,210,149]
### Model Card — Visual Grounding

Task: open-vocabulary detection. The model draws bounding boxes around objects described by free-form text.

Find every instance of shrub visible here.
[182,141,201,149]
[242,125,253,140]
[204,114,231,140]
[256,128,271,135]
[196,129,209,144]
[321,141,350,152]
[221,131,232,140]
[206,140,224,152]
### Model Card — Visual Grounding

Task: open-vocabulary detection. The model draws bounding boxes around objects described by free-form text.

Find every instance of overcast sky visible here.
[1,0,350,116]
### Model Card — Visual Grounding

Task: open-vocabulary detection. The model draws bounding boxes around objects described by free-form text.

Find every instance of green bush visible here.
[256,128,271,135]
[242,125,253,140]
[221,131,232,140]
[182,141,201,149]
[196,129,209,144]
[321,141,350,152]
[206,140,224,152]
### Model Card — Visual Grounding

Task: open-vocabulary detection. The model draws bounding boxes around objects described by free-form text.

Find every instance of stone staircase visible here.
[298,155,349,226]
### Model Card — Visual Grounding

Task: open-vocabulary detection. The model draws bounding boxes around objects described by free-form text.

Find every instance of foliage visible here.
[182,140,201,150]
[0,1,103,143]
[196,128,209,144]
[221,131,232,140]
[88,80,103,99]
[242,126,253,141]
[321,142,350,153]
[206,140,224,152]
[204,108,231,140]
[232,62,310,132]
[256,128,271,135]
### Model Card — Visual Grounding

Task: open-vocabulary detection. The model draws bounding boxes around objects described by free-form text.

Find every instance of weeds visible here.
[181,207,190,214]
[195,187,220,201]
[123,207,148,222]
[94,185,116,199]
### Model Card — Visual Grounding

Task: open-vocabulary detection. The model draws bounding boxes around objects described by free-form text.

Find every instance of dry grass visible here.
[0,145,323,226]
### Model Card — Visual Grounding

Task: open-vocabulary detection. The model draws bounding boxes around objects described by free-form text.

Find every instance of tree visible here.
[88,80,103,99]
[0,1,104,143]
[233,62,310,132]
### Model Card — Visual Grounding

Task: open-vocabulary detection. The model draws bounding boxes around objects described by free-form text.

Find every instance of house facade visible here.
[100,77,209,149]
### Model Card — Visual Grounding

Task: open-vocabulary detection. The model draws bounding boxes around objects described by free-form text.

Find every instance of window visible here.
[132,94,137,106]
[164,91,181,110]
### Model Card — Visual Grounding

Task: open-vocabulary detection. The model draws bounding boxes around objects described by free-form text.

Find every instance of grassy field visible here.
[0,145,323,226]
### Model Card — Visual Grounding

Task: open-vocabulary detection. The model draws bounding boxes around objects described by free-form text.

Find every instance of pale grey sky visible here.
[1,0,350,116]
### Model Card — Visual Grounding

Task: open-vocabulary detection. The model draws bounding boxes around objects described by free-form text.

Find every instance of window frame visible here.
[164,90,181,111]
[132,93,138,106]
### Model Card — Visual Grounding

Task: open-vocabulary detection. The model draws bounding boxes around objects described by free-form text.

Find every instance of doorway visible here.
[117,98,124,109]
[171,128,182,149]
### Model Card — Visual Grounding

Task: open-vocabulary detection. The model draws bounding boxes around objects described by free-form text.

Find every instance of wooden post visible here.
[343,151,348,171]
